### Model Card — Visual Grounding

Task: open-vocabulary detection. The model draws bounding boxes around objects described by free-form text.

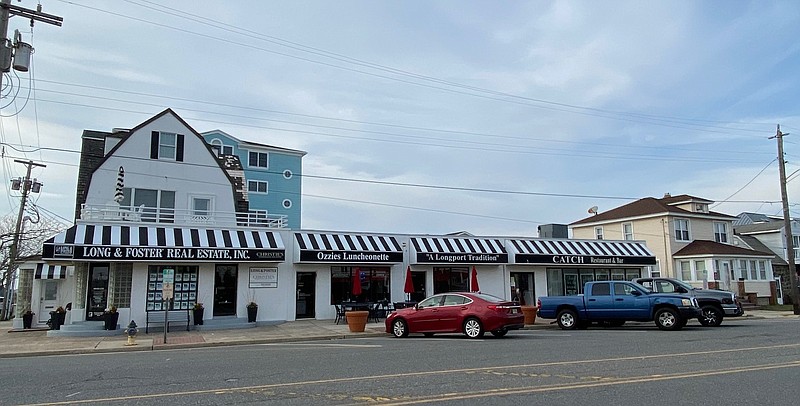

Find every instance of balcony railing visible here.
[79,203,288,229]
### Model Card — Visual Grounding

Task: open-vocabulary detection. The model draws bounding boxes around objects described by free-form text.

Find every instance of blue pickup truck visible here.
[537,281,701,331]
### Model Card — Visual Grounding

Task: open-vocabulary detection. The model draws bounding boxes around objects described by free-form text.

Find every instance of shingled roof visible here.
[571,195,736,226]
[673,240,772,257]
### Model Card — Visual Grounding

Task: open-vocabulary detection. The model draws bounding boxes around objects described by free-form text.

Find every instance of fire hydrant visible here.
[125,320,138,346]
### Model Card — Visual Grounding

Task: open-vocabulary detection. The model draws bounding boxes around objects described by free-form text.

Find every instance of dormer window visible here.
[209,139,233,156]
[695,203,707,213]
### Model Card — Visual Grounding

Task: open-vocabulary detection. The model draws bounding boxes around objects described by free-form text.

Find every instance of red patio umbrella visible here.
[403,266,414,300]
[470,266,480,292]
[352,268,362,297]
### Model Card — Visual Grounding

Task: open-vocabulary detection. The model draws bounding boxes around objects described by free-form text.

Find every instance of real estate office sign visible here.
[44,244,286,262]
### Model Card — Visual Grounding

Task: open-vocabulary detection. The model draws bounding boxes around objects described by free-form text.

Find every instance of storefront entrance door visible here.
[39,280,59,324]
[87,264,109,321]
[214,265,237,316]
[296,272,315,319]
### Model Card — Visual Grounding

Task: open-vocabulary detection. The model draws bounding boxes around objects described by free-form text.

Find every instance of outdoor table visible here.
[342,302,371,312]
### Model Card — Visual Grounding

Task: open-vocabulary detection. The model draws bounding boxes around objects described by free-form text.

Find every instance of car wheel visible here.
[699,305,723,327]
[423,332,434,337]
[463,317,484,338]
[655,308,683,331]
[556,309,578,330]
[490,329,508,337]
[391,319,409,338]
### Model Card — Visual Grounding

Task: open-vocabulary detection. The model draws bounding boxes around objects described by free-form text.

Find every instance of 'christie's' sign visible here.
[45,244,285,262]
[515,254,656,265]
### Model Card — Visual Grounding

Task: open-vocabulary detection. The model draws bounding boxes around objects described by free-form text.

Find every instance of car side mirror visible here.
[630,290,642,296]
[414,304,421,310]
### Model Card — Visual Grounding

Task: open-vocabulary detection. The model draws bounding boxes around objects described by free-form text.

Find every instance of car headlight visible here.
[681,299,692,306]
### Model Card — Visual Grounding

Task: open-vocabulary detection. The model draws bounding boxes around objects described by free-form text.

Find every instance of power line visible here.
[59,0,780,136]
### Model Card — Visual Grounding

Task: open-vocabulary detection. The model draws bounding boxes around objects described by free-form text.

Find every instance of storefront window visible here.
[331,266,390,304]
[146,266,198,311]
[433,267,468,294]
[546,268,643,296]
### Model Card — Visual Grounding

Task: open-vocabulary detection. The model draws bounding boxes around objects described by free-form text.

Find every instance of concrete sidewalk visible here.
[1,310,795,358]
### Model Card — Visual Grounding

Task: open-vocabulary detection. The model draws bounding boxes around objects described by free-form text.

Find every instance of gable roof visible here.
[201,129,307,156]
[84,108,238,201]
[673,240,772,257]
[570,195,736,226]
[735,222,784,234]
[736,235,786,265]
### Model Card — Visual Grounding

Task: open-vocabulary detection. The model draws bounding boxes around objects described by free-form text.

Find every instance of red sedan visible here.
[385,292,524,338]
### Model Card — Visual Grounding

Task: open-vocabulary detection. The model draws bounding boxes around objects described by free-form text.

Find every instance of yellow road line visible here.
[20,342,800,406]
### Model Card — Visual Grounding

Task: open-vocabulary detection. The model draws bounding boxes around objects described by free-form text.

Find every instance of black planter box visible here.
[22,313,33,329]
[247,306,257,323]
[193,308,204,325]
[104,312,120,330]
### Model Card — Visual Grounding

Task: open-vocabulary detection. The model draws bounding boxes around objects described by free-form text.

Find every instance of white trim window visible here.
[159,132,177,160]
[759,260,767,280]
[248,180,268,194]
[674,218,690,241]
[192,197,213,217]
[714,222,729,243]
[248,151,269,168]
[694,260,707,281]
[793,235,799,260]
[680,261,691,280]
[622,222,633,240]
[595,226,604,240]
[210,139,234,156]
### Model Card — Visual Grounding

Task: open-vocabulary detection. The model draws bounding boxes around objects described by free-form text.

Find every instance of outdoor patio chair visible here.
[334,304,346,325]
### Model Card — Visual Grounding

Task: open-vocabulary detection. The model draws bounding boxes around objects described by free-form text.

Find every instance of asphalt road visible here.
[3,317,800,405]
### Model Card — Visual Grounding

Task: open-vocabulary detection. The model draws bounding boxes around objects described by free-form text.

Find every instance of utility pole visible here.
[1,0,63,92]
[2,159,45,320]
[770,125,799,315]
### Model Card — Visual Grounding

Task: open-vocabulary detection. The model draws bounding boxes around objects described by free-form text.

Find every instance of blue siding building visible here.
[202,130,306,229]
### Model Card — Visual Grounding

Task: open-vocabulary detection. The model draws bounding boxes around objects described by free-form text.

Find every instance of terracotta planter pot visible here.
[345,310,369,332]
[521,306,538,325]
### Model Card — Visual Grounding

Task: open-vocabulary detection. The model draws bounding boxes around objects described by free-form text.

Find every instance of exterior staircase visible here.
[738,295,760,311]
[46,321,124,337]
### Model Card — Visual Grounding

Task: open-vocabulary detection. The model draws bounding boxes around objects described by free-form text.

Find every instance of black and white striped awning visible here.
[43,224,285,262]
[411,237,508,264]
[294,232,403,263]
[35,263,67,279]
[508,239,656,265]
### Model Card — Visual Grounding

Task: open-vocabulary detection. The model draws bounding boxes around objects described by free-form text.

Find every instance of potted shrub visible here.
[193,303,204,325]
[246,301,258,322]
[521,305,538,325]
[104,306,120,330]
[50,306,66,330]
[345,309,369,332]
[22,309,35,329]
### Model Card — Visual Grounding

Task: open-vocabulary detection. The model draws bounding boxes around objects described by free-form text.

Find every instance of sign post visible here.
[162,268,174,343]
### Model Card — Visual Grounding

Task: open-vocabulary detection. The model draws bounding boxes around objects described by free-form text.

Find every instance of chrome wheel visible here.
[463,318,483,338]
[655,308,683,331]
[557,309,578,330]
[392,319,408,337]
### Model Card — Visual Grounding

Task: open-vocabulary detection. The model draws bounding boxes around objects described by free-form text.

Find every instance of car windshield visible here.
[470,292,506,303]
[672,279,695,291]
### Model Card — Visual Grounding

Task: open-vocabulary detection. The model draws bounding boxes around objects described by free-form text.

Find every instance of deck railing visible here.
[79,203,288,229]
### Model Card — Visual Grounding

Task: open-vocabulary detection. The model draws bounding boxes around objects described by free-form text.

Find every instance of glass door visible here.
[296,272,316,319]
[39,280,59,324]
[86,264,109,321]
[214,264,237,316]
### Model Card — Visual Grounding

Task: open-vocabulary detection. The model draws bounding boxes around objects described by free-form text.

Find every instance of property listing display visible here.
[146,265,198,311]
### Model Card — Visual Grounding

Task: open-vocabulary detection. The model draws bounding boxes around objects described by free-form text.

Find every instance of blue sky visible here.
[1,0,798,236]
